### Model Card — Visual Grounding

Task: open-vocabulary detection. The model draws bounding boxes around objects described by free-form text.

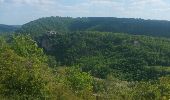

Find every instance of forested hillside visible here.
[37,31,170,81]
[0,24,21,33]
[18,16,170,37]
[1,34,170,99]
[2,16,170,99]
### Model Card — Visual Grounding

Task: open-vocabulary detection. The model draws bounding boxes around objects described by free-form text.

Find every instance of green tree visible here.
[65,67,94,99]
[0,35,78,99]
[10,35,47,63]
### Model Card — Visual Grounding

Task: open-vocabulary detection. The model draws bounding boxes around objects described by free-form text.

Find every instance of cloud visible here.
[53,0,125,17]
[0,0,4,5]
[1,0,58,13]
[3,0,55,5]
[125,0,170,18]
[2,0,169,17]
[1,0,170,24]
[129,0,170,10]
[0,0,4,2]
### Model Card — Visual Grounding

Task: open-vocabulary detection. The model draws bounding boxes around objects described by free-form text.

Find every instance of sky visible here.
[1,0,170,25]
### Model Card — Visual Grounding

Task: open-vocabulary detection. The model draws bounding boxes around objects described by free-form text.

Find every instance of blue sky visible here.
[1,0,170,25]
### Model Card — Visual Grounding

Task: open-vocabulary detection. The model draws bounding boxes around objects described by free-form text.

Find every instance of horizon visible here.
[2,16,170,26]
[1,0,170,25]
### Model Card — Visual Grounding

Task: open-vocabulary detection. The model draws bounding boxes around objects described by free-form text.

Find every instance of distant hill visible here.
[0,24,21,33]
[18,16,170,37]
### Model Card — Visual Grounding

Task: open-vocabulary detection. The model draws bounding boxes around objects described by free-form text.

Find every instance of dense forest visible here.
[18,16,170,37]
[37,31,170,81]
[0,24,20,33]
[1,17,170,99]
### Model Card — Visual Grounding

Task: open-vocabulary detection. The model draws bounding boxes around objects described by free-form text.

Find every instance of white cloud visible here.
[80,0,170,19]
[0,0,4,5]
[130,0,170,10]
[4,0,55,5]
[0,0,56,9]
[1,0,170,24]
[124,0,170,19]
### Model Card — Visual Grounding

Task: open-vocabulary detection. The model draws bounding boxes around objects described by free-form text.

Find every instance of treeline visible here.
[18,16,170,37]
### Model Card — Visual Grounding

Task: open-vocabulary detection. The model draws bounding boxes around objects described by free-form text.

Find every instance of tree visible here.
[0,35,78,99]
[65,67,94,99]
[10,35,47,63]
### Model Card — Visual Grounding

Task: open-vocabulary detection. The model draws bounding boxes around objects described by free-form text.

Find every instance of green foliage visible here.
[0,49,51,99]
[10,35,47,62]
[0,24,20,33]
[132,82,161,100]
[17,16,72,37]
[65,67,93,94]
[37,31,170,81]
[0,35,79,99]
[158,76,170,99]
[47,55,59,68]
[3,16,170,99]
[78,56,111,79]
[91,75,135,100]
[18,16,170,37]
[130,76,170,100]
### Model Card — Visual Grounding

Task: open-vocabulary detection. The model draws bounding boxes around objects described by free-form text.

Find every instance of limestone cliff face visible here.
[39,31,57,52]
[134,40,140,46]
[41,38,53,52]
